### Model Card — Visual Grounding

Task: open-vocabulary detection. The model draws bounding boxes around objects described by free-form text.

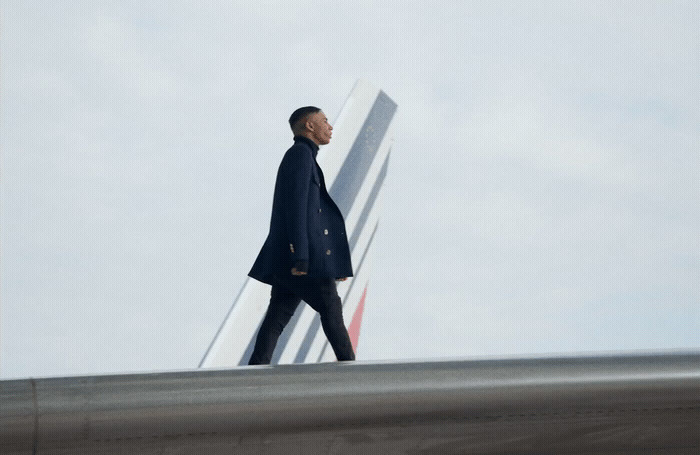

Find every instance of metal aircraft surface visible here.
[2,353,699,453]
[2,81,699,454]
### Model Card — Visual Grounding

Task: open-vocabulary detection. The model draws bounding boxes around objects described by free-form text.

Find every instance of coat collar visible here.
[293,135,319,158]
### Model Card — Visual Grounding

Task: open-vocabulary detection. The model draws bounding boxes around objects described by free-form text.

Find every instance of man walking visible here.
[247,106,355,364]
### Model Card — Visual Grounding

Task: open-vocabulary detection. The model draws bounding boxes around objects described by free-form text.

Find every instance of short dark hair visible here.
[289,106,321,130]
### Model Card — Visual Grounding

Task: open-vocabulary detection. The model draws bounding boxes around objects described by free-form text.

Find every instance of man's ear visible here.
[304,119,314,132]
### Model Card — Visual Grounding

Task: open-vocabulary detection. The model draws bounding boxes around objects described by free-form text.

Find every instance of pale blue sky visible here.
[1,1,698,378]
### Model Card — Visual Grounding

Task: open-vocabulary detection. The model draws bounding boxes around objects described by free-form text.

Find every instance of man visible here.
[247,106,355,364]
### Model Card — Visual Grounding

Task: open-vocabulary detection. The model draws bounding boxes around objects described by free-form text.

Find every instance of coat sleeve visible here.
[282,147,313,266]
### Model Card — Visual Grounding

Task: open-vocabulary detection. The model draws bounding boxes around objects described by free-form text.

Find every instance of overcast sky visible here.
[1,1,698,378]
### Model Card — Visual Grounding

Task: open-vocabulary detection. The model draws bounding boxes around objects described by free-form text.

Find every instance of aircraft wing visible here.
[200,79,397,367]
[2,352,699,454]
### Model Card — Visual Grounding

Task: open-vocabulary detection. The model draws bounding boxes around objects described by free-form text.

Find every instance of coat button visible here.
[324,229,328,235]
[319,208,322,213]
[326,249,331,255]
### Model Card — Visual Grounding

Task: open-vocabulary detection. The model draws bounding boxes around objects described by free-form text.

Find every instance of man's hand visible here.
[291,260,308,276]
[336,277,347,282]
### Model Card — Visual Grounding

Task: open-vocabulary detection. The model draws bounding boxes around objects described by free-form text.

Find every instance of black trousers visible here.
[248,275,356,365]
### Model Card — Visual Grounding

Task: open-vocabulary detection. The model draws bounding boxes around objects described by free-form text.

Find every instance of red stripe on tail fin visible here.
[348,285,367,352]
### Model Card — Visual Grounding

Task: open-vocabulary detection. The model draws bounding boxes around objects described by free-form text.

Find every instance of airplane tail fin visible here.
[200,80,397,368]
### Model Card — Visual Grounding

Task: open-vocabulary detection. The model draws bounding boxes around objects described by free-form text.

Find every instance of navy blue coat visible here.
[249,136,353,285]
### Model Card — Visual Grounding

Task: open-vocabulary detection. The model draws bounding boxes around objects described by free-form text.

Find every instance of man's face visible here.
[307,111,333,145]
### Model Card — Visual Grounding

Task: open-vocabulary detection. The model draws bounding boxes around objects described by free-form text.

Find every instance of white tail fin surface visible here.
[200,80,397,368]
